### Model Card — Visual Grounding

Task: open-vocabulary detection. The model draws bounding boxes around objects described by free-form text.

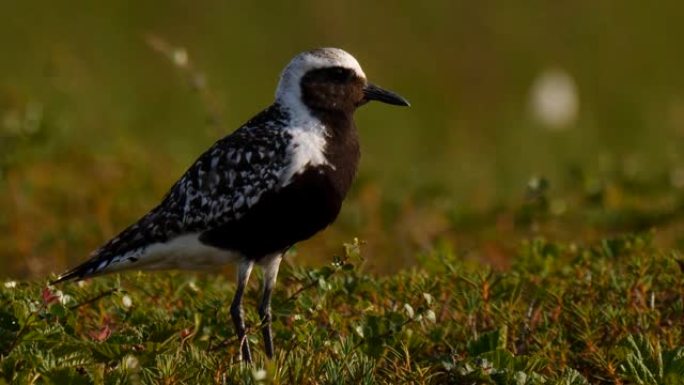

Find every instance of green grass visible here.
[2,235,684,384]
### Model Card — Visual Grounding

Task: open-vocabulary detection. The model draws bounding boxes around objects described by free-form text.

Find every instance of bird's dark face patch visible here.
[300,67,366,113]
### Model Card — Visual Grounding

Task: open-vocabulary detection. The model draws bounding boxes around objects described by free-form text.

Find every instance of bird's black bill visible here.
[363,83,410,106]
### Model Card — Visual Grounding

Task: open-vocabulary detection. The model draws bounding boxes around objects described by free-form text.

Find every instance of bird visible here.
[51,47,410,363]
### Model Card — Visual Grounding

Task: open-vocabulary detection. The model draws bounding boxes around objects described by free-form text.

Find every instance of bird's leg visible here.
[258,253,283,359]
[230,261,254,363]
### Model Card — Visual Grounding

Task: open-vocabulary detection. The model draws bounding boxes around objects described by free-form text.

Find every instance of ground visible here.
[2,231,684,384]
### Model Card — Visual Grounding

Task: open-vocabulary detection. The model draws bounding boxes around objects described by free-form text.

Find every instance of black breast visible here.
[200,112,360,260]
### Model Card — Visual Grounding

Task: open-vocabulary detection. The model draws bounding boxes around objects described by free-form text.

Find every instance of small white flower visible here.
[54,290,65,303]
[123,355,139,371]
[354,325,364,338]
[29,301,40,312]
[529,68,579,130]
[404,303,415,319]
[122,295,133,308]
[60,294,74,305]
[252,368,267,381]
[4,281,17,289]
[422,292,433,305]
[173,49,188,68]
[188,281,200,292]
[426,310,437,323]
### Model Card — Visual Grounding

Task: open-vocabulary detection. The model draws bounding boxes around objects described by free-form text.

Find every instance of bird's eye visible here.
[330,67,351,82]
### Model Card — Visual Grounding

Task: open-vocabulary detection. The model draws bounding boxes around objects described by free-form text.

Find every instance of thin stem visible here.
[69,288,120,310]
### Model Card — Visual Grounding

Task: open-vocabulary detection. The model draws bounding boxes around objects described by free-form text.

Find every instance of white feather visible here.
[281,125,331,185]
[104,233,242,272]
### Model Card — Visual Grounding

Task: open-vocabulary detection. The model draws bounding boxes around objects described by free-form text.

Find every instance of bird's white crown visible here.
[275,48,366,117]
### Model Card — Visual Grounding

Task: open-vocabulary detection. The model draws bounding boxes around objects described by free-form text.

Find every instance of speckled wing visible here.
[52,106,293,282]
[167,115,292,231]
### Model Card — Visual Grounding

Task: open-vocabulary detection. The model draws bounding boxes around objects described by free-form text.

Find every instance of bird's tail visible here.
[50,210,161,285]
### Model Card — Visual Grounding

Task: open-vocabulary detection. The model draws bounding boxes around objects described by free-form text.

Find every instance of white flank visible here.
[104,233,242,273]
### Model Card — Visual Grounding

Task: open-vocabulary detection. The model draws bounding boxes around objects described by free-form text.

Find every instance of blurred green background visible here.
[2,0,684,278]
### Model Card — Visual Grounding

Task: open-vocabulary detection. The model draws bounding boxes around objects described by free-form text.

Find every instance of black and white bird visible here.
[52,47,409,362]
